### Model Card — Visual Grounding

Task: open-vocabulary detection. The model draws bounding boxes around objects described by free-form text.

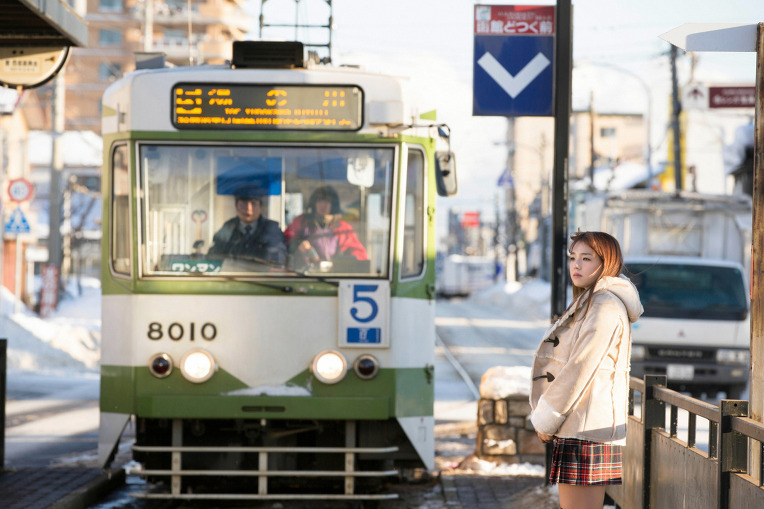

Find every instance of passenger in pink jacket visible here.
[285,186,367,269]
[530,231,643,509]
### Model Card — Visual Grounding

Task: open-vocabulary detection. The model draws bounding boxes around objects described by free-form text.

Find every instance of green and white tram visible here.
[98,41,456,501]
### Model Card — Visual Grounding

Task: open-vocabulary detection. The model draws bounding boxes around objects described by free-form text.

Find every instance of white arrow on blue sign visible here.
[478,52,551,99]
[5,207,31,234]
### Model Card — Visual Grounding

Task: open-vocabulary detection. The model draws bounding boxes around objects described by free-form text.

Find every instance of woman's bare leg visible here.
[558,484,606,509]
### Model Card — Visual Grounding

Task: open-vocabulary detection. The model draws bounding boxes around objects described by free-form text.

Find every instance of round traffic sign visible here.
[7,178,33,202]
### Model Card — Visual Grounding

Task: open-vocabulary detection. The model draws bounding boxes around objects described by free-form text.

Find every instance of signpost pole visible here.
[749,21,764,486]
[670,45,684,192]
[46,69,65,312]
[13,238,20,314]
[546,0,573,485]
[550,0,571,320]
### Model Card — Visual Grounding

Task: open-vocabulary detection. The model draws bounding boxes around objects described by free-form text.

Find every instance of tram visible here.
[98,41,457,501]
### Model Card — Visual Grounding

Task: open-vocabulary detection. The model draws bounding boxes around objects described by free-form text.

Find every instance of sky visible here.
[252,0,764,227]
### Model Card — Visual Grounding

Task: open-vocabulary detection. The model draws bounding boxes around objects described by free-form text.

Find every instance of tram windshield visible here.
[139,144,394,278]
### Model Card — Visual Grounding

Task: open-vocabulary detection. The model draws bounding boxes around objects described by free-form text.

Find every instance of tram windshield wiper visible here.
[215,254,340,288]
[278,267,340,287]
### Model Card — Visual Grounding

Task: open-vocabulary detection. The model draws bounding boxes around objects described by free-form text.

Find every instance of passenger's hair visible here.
[568,231,624,316]
[308,186,342,214]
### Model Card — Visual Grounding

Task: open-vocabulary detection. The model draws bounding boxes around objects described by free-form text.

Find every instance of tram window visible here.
[138,144,394,278]
[111,144,131,275]
[282,147,393,277]
[401,149,425,278]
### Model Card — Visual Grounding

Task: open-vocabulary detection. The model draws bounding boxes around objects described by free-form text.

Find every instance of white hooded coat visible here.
[529,275,644,445]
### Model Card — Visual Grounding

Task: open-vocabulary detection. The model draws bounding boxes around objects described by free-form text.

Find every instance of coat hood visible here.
[593,274,643,323]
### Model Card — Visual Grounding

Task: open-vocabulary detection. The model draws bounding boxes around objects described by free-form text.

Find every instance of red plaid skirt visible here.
[549,438,623,485]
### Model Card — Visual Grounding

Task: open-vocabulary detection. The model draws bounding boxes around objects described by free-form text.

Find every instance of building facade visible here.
[21,0,252,133]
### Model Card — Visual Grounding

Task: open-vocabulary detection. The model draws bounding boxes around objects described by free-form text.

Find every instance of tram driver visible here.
[208,187,287,266]
[285,185,367,269]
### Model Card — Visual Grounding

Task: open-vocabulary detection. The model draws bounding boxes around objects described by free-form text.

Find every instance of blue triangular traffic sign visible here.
[497,168,514,187]
[5,207,31,234]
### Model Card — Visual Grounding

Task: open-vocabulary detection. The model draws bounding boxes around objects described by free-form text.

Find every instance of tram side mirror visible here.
[435,151,457,197]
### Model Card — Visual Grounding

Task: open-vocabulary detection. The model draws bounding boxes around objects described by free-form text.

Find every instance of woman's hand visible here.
[536,431,556,444]
[298,240,312,253]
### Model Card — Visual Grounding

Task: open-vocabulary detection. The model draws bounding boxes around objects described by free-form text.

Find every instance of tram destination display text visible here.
[172,83,363,131]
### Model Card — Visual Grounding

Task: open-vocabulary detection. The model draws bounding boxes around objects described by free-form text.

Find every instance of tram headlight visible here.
[353,354,380,380]
[312,350,347,384]
[149,353,173,378]
[179,349,216,383]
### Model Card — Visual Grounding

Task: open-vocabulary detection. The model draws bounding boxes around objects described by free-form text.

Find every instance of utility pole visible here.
[506,117,517,281]
[670,44,683,192]
[44,70,65,315]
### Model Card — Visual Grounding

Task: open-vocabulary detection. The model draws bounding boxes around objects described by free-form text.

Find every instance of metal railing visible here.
[606,375,764,509]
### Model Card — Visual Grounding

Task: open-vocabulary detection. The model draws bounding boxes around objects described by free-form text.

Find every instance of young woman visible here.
[285,186,367,268]
[529,231,643,509]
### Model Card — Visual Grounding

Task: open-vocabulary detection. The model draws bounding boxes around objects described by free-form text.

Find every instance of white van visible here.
[625,255,749,399]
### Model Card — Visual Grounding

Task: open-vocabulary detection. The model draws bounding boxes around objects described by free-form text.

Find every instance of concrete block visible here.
[516,428,546,455]
[508,398,532,417]
[478,398,494,425]
[494,399,507,424]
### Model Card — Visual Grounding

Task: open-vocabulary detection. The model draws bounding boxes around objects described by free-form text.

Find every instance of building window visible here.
[99,63,122,82]
[99,29,122,47]
[600,127,616,138]
[99,0,123,12]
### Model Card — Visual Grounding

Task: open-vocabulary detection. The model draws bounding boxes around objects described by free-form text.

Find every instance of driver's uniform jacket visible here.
[208,216,286,264]
[530,275,643,445]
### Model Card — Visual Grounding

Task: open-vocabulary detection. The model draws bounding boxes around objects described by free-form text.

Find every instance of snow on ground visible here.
[0,276,101,374]
[467,278,552,322]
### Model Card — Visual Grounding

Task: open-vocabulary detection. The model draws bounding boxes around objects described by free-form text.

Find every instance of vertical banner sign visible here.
[473,5,556,117]
[39,265,59,318]
[339,280,389,348]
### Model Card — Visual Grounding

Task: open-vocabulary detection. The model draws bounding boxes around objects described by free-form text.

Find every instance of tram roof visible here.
[102,64,414,135]
[1,0,87,47]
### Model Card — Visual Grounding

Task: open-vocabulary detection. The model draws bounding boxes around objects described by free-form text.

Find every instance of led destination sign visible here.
[172,83,363,131]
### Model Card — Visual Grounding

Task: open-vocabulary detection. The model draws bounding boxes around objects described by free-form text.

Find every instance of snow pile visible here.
[458,454,545,476]
[468,279,551,321]
[1,277,101,374]
[479,365,531,398]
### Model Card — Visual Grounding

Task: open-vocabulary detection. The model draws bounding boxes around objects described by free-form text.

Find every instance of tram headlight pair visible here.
[148,349,216,383]
[311,351,380,384]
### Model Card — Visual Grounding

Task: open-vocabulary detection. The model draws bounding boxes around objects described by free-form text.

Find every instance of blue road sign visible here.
[497,168,514,187]
[473,34,555,117]
[5,207,31,234]
[472,4,556,117]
